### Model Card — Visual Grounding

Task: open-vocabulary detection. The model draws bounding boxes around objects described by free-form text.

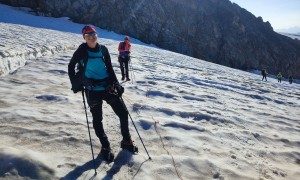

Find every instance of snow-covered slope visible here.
[0,3,300,180]
[279,32,300,40]
[0,22,82,76]
[0,4,150,77]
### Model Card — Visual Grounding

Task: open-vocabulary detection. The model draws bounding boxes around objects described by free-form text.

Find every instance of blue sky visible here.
[230,0,300,32]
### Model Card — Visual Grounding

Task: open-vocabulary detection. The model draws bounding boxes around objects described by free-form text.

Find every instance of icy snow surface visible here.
[0,3,300,180]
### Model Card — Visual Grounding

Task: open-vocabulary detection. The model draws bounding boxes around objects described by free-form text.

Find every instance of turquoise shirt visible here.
[83,50,109,90]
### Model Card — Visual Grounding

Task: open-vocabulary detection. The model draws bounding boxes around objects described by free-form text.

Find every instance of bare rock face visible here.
[1,0,300,78]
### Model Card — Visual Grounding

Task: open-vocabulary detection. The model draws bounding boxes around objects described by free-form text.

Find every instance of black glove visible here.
[114,83,124,97]
[71,84,83,93]
[71,75,83,93]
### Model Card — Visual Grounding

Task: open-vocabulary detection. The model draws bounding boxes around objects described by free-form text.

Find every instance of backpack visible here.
[120,42,126,50]
[71,44,110,93]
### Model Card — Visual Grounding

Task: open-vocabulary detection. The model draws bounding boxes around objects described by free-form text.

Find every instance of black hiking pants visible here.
[85,90,130,148]
[118,55,130,79]
[262,75,267,81]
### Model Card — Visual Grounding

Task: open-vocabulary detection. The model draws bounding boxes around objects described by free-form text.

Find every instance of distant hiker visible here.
[261,69,268,81]
[288,75,293,84]
[277,72,282,83]
[118,36,131,81]
[68,25,137,162]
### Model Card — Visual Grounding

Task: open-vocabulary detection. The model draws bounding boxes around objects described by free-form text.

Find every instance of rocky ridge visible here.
[1,0,300,78]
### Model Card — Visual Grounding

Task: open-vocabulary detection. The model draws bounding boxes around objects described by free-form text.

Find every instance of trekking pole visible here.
[129,63,133,83]
[129,60,136,83]
[119,96,152,160]
[82,90,97,175]
[131,60,136,81]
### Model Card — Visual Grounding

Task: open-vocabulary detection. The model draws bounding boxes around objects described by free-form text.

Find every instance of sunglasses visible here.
[84,32,97,37]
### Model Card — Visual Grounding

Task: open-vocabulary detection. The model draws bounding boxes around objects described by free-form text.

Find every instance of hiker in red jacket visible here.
[118,36,131,81]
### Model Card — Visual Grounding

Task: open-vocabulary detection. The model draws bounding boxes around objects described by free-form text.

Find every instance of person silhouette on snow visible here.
[118,36,131,81]
[68,25,137,162]
[288,75,293,84]
[262,69,268,81]
[277,72,282,83]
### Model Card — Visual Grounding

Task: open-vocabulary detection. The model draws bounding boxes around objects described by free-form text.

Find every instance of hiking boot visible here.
[100,147,114,162]
[126,77,130,81]
[121,77,125,81]
[121,139,138,153]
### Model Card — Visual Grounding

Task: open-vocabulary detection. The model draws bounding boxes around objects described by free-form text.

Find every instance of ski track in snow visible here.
[1,4,300,180]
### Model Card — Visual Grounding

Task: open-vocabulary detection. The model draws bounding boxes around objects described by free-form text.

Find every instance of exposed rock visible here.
[1,0,300,78]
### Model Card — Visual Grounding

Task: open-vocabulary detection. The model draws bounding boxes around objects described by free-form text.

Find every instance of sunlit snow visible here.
[0,4,299,180]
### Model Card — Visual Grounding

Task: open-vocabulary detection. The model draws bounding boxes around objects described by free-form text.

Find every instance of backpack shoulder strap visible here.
[79,44,88,75]
[120,42,126,50]
[99,45,106,64]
